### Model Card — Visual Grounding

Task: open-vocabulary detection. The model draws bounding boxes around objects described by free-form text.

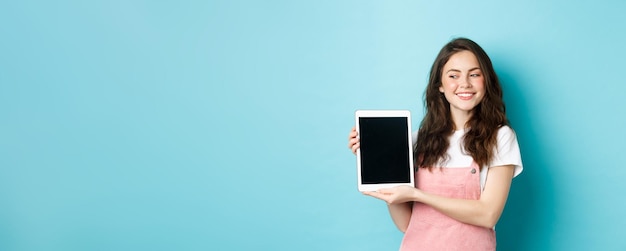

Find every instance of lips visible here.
[456,92,475,100]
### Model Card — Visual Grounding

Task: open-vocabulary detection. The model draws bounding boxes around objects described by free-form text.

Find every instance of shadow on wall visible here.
[495,65,557,250]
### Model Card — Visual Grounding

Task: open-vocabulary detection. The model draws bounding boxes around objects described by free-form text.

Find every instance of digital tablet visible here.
[355,110,415,192]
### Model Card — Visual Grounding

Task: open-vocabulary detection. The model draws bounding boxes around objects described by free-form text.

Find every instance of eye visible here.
[470,73,481,77]
[448,75,459,79]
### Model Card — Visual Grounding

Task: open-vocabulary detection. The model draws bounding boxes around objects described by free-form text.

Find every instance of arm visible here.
[364,165,515,229]
[386,202,413,232]
[416,165,514,228]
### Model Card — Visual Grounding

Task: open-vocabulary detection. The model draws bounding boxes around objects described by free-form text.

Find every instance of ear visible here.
[439,85,444,93]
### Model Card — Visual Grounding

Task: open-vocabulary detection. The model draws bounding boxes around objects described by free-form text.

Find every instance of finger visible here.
[348,137,360,146]
[349,127,359,138]
[351,142,360,154]
[362,191,380,198]
[348,139,359,150]
[348,127,356,139]
[348,128,357,150]
[376,188,395,194]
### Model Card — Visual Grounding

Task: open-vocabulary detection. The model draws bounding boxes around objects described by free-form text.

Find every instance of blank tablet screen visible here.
[358,117,411,184]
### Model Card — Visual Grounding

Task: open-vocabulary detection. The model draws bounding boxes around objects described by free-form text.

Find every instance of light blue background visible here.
[1,1,625,250]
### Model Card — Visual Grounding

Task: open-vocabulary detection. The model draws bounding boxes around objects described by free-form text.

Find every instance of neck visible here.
[450,109,472,130]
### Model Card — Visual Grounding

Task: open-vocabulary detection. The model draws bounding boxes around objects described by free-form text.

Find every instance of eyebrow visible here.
[445,67,482,73]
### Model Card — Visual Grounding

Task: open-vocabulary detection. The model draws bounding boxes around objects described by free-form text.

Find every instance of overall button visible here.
[470,168,476,174]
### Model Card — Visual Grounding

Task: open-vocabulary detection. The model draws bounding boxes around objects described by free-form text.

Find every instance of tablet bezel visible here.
[355,110,415,192]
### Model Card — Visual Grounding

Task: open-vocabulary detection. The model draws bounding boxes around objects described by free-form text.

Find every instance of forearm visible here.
[412,166,515,228]
[387,202,413,232]
[415,192,500,228]
[364,166,514,230]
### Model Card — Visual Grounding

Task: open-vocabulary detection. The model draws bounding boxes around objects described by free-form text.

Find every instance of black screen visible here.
[359,117,411,184]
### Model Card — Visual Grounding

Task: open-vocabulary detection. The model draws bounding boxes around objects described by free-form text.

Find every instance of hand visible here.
[362,185,420,204]
[347,126,360,154]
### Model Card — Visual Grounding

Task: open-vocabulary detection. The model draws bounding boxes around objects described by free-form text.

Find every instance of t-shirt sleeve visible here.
[489,126,523,178]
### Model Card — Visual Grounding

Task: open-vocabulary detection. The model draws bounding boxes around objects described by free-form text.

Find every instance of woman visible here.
[347,38,523,250]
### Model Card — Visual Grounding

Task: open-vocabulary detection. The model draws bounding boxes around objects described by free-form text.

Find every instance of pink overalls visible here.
[399,162,496,251]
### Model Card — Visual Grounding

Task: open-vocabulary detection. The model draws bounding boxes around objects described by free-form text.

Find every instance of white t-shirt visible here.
[412,126,523,190]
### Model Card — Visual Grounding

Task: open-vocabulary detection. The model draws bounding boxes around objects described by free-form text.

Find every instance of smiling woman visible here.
[439,50,486,125]
[347,38,523,250]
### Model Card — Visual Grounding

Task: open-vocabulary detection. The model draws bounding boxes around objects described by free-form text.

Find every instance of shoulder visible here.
[497,125,515,137]
[490,125,524,177]
[496,125,518,144]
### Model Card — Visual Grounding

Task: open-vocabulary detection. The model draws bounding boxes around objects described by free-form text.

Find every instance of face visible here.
[439,50,485,115]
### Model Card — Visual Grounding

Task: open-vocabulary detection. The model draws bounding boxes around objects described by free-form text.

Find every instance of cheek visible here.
[439,81,459,92]
[473,77,486,89]
[442,82,458,92]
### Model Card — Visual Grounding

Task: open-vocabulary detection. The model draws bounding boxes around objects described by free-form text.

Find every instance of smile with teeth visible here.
[456,92,475,100]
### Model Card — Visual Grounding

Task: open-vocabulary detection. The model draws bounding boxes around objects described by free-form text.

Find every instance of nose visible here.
[460,76,473,88]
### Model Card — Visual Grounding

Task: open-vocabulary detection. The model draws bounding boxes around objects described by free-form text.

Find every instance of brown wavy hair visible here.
[414,38,509,169]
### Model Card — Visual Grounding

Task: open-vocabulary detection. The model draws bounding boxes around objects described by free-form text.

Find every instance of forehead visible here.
[443,50,480,71]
